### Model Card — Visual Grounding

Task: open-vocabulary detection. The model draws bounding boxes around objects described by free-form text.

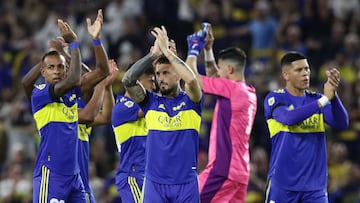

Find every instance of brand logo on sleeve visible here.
[124,101,134,108]
[268,97,275,106]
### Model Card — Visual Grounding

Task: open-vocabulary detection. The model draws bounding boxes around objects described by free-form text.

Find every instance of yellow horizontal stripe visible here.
[145,110,201,132]
[78,124,92,141]
[34,102,78,130]
[114,118,147,144]
[267,114,325,138]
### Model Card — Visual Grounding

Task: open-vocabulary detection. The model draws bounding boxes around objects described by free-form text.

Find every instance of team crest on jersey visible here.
[124,101,134,108]
[268,97,275,106]
[35,84,46,90]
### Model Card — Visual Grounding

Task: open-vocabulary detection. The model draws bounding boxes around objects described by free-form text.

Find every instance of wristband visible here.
[69,41,79,51]
[204,49,215,62]
[318,96,329,108]
[92,38,101,46]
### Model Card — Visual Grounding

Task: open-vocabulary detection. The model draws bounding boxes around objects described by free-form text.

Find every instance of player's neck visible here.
[162,87,180,98]
[286,86,305,96]
[230,73,245,82]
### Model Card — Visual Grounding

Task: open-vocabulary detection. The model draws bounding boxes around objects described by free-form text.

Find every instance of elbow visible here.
[67,75,81,87]
[186,78,199,87]
[122,76,135,88]
[335,119,349,131]
[79,115,95,125]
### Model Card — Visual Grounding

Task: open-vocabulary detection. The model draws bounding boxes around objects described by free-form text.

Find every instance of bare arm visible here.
[53,19,81,97]
[81,9,110,98]
[153,26,202,103]
[204,25,219,77]
[21,62,42,100]
[78,82,105,124]
[122,52,159,103]
[89,60,118,126]
[49,37,91,73]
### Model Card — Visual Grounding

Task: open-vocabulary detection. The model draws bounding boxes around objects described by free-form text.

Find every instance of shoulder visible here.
[31,83,50,101]
[115,95,138,109]
[33,83,48,93]
[264,89,286,107]
[266,88,286,99]
[305,89,321,98]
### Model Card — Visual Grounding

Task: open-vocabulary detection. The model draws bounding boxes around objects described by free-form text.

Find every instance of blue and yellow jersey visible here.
[112,95,147,181]
[31,83,81,176]
[141,91,203,184]
[77,98,93,193]
[264,88,327,191]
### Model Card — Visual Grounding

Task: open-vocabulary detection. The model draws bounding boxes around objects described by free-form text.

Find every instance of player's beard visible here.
[160,85,176,96]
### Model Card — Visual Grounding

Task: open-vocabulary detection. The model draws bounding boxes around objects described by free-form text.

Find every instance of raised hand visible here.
[48,37,67,52]
[186,23,208,56]
[151,26,170,55]
[204,23,214,50]
[87,9,103,39]
[105,59,119,85]
[169,39,177,55]
[57,19,78,43]
[150,38,162,57]
[323,68,340,100]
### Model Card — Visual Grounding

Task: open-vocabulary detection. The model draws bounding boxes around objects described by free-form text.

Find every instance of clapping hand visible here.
[57,19,77,43]
[186,22,209,56]
[323,68,340,100]
[87,9,103,39]
[151,26,170,56]
[48,37,67,52]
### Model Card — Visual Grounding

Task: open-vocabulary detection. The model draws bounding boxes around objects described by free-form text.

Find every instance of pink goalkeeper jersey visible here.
[201,76,257,184]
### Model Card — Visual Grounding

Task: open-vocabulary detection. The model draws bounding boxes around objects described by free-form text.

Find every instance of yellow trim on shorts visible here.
[40,165,50,203]
[265,179,272,203]
[128,176,142,203]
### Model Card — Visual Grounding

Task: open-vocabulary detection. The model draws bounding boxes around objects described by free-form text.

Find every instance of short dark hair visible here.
[280,51,306,67]
[218,47,247,69]
[154,56,170,66]
[41,50,61,62]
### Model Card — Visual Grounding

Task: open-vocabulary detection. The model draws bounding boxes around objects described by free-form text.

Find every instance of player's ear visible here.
[40,65,46,77]
[282,70,289,81]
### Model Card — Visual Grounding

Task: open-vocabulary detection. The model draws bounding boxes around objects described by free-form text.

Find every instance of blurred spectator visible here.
[246,147,268,203]
[0,163,32,202]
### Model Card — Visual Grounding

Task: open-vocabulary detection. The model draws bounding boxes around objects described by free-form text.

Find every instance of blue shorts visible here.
[85,191,95,203]
[265,179,329,203]
[33,165,86,203]
[116,175,144,203]
[142,177,199,203]
[83,181,95,203]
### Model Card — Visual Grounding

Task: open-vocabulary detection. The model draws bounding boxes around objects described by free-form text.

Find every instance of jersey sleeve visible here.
[112,96,140,127]
[201,76,233,98]
[31,84,53,114]
[264,92,283,120]
[323,95,349,130]
[265,91,324,126]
